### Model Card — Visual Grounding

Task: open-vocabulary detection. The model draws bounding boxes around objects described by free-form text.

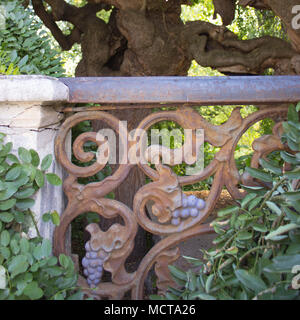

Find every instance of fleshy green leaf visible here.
[0,198,16,210]
[8,255,29,277]
[217,205,239,217]
[35,169,44,188]
[245,167,273,182]
[265,223,300,240]
[23,281,43,300]
[30,149,40,167]
[41,154,52,171]
[5,166,21,181]
[234,269,267,293]
[15,198,35,210]
[0,212,14,223]
[18,147,32,164]
[46,173,62,186]
[51,211,60,226]
[0,230,10,247]
[259,158,282,175]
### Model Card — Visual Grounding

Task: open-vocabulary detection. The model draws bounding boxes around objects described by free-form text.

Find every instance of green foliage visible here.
[0,133,83,300]
[0,50,19,75]
[231,4,287,41]
[158,104,300,300]
[0,0,65,76]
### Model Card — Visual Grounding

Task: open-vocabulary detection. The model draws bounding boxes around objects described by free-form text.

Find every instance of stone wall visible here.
[0,75,70,240]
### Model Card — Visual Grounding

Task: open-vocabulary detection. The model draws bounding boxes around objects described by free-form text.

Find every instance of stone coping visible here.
[0,75,69,103]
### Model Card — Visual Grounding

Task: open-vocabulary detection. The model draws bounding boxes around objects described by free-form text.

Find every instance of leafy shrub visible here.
[0,49,19,75]
[0,0,65,77]
[0,133,83,300]
[157,104,300,300]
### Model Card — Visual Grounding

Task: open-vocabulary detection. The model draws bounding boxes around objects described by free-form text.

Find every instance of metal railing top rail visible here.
[59,76,300,106]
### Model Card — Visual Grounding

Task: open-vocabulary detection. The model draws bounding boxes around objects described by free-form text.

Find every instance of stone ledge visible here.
[0,103,64,128]
[0,75,69,103]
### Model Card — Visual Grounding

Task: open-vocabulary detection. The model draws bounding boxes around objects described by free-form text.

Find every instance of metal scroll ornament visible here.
[53,105,289,299]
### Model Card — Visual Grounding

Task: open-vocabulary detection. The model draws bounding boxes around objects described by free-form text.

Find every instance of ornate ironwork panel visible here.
[53,76,299,300]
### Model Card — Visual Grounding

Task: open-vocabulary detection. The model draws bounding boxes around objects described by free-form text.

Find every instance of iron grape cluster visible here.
[171,194,206,226]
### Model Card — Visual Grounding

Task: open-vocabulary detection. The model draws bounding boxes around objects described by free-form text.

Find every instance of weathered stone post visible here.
[0,75,70,241]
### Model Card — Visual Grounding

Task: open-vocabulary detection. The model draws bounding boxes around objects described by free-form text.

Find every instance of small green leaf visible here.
[0,212,14,223]
[265,223,300,240]
[46,173,62,186]
[30,149,40,167]
[264,254,300,273]
[283,206,300,223]
[33,245,43,260]
[252,223,268,233]
[20,238,29,254]
[15,198,35,210]
[18,55,29,67]
[259,158,282,175]
[284,168,300,180]
[237,231,253,241]
[234,269,267,293]
[168,265,187,281]
[35,169,44,188]
[8,255,28,277]
[51,211,60,226]
[42,213,51,223]
[10,239,20,255]
[241,193,257,209]
[287,104,299,122]
[280,151,299,165]
[18,147,32,164]
[245,167,273,183]
[5,166,21,181]
[59,254,70,269]
[1,230,10,247]
[6,154,19,164]
[41,239,52,258]
[284,191,300,202]
[0,184,18,201]
[14,211,25,224]
[217,205,239,217]
[0,143,12,157]
[23,281,43,300]
[205,274,214,293]
[0,247,10,260]
[266,201,282,216]
[14,188,35,199]
[248,196,263,211]
[0,198,16,210]
[41,154,52,171]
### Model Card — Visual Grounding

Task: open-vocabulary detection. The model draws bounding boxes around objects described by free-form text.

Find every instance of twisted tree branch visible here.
[182,20,298,74]
[32,0,75,50]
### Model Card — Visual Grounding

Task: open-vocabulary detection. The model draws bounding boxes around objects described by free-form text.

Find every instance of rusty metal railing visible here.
[53,76,300,300]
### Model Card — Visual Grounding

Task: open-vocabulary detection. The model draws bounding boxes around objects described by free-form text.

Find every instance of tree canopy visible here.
[21,0,300,77]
